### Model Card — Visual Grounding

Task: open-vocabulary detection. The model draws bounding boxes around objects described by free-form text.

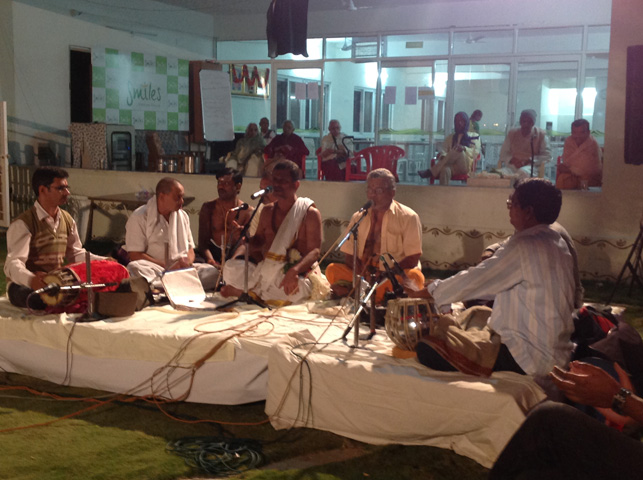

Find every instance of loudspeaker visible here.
[624,45,643,165]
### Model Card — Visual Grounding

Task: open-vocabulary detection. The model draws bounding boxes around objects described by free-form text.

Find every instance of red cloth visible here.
[263,133,309,171]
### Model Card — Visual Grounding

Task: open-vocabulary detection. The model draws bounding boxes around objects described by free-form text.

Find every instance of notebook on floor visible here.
[161,268,225,311]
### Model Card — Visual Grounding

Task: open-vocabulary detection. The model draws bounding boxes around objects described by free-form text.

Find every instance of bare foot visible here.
[330,283,351,299]
[220,285,243,298]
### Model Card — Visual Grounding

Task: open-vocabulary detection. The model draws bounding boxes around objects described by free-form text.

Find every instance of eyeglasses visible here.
[506,199,519,209]
[50,185,70,192]
[367,187,390,195]
[217,180,236,187]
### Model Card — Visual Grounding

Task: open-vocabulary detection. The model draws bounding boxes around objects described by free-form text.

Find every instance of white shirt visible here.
[428,224,575,376]
[124,203,194,263]
[4,201,97,287]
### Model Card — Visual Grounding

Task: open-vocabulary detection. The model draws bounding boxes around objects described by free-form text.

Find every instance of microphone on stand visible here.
[34,283,61,295]
[230,203,249,212]
[250,186,273,200]
[358,200,373,214]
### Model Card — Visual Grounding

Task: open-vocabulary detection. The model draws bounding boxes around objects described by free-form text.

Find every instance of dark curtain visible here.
[267,0,309,59]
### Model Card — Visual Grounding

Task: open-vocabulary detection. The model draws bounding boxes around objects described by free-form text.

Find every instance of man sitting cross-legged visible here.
[124,177,218,290]
[221,160,322,305]
[325,168,425,304]
[409,178,576,383]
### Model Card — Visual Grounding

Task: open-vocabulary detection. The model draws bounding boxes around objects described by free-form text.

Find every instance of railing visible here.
[9,165,36,220]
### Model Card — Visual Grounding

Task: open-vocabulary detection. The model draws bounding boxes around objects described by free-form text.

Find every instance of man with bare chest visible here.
[197,168,253,266]
[326,168,425,304]
[221,161,322,304]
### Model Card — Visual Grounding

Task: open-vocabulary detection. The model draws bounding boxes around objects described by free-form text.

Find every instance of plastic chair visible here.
[346,145,404,182]
[429,152,480,185]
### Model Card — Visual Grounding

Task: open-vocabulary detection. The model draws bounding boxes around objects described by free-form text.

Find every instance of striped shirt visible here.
[429,224,575,377]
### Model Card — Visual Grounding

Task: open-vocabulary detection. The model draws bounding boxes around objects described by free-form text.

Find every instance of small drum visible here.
[40,260,129,310]
[385,298,440,352]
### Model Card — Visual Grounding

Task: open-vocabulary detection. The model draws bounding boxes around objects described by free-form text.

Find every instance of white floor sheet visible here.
[265,328,547,468]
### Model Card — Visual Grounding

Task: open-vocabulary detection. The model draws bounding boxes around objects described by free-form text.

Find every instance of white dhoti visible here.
[222,197,316,305]
[128,260,219,291]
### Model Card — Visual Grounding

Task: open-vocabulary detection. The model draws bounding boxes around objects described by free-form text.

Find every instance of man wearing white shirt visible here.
[4,167,104,308]
[125,177,218,290]
[412,178,575,379]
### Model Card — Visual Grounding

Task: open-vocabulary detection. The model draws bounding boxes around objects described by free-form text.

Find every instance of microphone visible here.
[230,203,249,212]
[250,186,273,200]
[358,200,373,214]
[34,283,60,295]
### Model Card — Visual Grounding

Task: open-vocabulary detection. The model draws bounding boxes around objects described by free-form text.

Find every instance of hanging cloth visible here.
[267,0,309,58]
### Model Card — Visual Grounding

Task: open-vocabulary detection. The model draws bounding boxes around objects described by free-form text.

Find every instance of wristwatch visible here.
[611,387,632,415]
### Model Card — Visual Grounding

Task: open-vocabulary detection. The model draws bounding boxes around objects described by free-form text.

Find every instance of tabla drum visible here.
[40,260,130,311]
[385,297,440,352]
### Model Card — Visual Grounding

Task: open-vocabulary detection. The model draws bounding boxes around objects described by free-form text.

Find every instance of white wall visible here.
[4,2,216,165]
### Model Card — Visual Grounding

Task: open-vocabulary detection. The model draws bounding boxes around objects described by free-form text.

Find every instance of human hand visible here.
[30,271,48,290]
[280,268,300,295]
[550,361,625,408]
[168,257,192,271]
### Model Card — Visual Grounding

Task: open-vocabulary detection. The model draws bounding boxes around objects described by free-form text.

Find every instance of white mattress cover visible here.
[265,329,547,468]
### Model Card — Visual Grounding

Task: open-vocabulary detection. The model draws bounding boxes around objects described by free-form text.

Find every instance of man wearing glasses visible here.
[4,166,104,308]
[326,168,424,304]
[410,178,575,386]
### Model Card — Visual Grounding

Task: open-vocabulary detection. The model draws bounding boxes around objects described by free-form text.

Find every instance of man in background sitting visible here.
[263,120,309,174]
[556,118,603,189]
[320,119,352,181]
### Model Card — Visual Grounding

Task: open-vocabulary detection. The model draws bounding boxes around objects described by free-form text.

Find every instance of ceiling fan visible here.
[341,0,372,11]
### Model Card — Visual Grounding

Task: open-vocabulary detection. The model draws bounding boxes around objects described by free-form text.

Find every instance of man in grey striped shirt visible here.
[413,178,575,380]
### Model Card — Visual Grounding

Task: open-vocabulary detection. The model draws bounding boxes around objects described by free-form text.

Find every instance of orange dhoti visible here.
[325,263,425,304]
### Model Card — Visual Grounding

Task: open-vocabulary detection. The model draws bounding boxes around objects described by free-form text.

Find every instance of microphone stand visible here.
[336,207,370,347]
[529,129,535,178]
[217,196,270,311]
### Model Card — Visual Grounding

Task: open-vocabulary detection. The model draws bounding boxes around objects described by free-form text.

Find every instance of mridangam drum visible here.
[385,297,440,352]
[40,260,129,310]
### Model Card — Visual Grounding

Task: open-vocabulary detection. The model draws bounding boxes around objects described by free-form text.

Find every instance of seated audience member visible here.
[221,161,322,305]
[224,123,265,177]
[556,118,603,189]
[198,168,253,267]
[259,117,276,145]
[489,361,643,479]
[263,120,309,174]
[469,109,483,134]
[326,168,424,304]
[410,179,575,380]
[125,177,218,290]
[320,119,353,181]
[4,167,106,309]
[498,109,551,178]
[419,111,479,185]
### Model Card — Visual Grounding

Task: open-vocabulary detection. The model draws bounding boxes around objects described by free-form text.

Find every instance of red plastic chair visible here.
[429,152,480,185]
[345,145,404,182]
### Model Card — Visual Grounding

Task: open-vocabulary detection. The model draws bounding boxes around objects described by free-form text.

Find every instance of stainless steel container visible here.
[167,158,177,173]
[184,155,194,173]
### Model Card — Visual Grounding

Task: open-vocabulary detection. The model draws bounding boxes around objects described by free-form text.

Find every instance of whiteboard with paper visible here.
[199,70,234,141]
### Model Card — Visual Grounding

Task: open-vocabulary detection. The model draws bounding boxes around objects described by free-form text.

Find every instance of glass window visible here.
[583,54,609,142]
[453,64,510,170]
[587,25,611,51]
[518,27,583,53]
[383,33,449,57]
[326,37,356,59]
[516,61,579,181]
[276,38,323,60]
[379,62,447,181]
[453,30,514,55]
[217,40,268,61]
